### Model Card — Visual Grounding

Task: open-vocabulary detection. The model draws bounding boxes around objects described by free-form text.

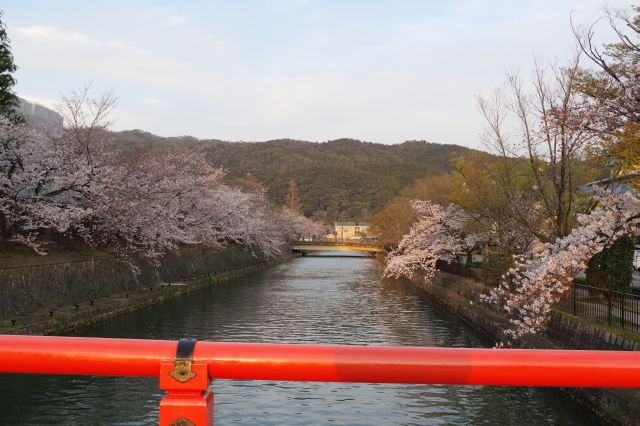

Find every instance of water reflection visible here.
[0,253,600,425]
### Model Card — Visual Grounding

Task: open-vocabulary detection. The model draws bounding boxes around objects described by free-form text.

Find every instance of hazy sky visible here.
[2,0,631,148]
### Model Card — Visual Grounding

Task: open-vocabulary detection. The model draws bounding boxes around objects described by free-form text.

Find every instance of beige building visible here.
[331,222,374,241]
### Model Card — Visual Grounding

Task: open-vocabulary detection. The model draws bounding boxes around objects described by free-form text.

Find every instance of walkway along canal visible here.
[0,254,602,425]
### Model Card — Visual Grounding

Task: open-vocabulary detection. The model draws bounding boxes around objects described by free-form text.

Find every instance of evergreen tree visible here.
[0,11,19,120]
[586,235,635,291]
[285,178,302,213]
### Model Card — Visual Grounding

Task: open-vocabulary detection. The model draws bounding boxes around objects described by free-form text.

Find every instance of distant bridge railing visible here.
[291,238,381,246]
[290,239,384,254]
[1,335,640,425]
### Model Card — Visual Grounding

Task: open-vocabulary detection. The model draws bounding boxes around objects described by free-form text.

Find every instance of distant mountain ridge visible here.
[110,130,487,220]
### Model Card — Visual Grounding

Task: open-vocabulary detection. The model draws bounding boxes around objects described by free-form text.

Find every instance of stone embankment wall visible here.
[0,245,271,319]
[404,270,640,426]
[547,311,640,351]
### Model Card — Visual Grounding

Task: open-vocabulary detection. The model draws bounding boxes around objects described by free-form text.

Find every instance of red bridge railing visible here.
[1,335,639,425]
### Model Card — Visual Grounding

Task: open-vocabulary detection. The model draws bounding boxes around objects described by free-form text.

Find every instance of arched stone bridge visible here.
[290,240,384,256]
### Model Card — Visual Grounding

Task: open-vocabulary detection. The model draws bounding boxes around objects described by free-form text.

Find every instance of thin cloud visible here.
[14,26,93,46]
[142,98,172,108]
[159,15,188,28]
[4,0,631,146]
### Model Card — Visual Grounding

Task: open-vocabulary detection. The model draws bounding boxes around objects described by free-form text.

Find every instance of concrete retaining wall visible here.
[547,311,640,351]
[0,245,267,318]
[404,270,640,425]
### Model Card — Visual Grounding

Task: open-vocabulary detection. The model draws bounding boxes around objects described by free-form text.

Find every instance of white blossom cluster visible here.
[0,117,324,269]
[383,201,472,281]
[383,190,639,344]
[482,190,640,341]
[0,118,92,253]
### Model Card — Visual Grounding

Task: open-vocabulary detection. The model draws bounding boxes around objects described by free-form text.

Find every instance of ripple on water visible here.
[0,255,601,425]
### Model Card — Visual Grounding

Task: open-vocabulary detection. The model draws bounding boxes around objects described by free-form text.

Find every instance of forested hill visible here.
[111,130,486,219]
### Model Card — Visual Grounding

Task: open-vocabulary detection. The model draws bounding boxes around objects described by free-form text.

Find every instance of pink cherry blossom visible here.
[383,201,473,282]
[483,189,640,341]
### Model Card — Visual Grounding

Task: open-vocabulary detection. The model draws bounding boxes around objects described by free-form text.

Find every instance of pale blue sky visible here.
[1,0,630,147]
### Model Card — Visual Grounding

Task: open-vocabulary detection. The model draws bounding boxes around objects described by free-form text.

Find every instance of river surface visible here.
[0,254,601,425]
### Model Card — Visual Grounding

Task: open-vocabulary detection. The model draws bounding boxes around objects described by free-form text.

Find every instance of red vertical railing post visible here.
[159,339,213,426]
[159,361,212,426]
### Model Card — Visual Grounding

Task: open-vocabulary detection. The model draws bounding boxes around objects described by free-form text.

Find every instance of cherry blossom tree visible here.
[192,184,285,258]
[84,155,325,265]
[383,201,477,282]
[56,86,116,165]
[0,118,91,252]
[276,207,326,241]
[1,87,326,269]
[385,190,639,344]
[53,88,307,265]
[482,189,640,342]
[82,149,228,265]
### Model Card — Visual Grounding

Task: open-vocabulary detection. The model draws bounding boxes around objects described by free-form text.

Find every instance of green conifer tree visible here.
[586,235,635,291]
[0,11,19,120]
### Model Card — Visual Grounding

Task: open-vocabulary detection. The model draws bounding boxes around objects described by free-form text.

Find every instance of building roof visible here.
[581,172,639,194]
[334,222,373,226]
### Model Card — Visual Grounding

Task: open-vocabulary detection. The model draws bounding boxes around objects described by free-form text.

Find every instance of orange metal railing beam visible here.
[1,335,640,388]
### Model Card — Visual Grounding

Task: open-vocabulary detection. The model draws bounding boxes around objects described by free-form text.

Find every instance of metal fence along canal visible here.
[559,283,640,333]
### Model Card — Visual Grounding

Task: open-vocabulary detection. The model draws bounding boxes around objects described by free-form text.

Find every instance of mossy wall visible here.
[0,245,265,318]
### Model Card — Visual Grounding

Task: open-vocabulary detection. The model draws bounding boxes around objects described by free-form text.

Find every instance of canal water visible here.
[0,254,601,425]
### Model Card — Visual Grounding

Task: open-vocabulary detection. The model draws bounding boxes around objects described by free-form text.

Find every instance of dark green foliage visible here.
[481,245,513,286]
[0,11,19,120]
[110,130,486,220]
[586,235,634,291]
